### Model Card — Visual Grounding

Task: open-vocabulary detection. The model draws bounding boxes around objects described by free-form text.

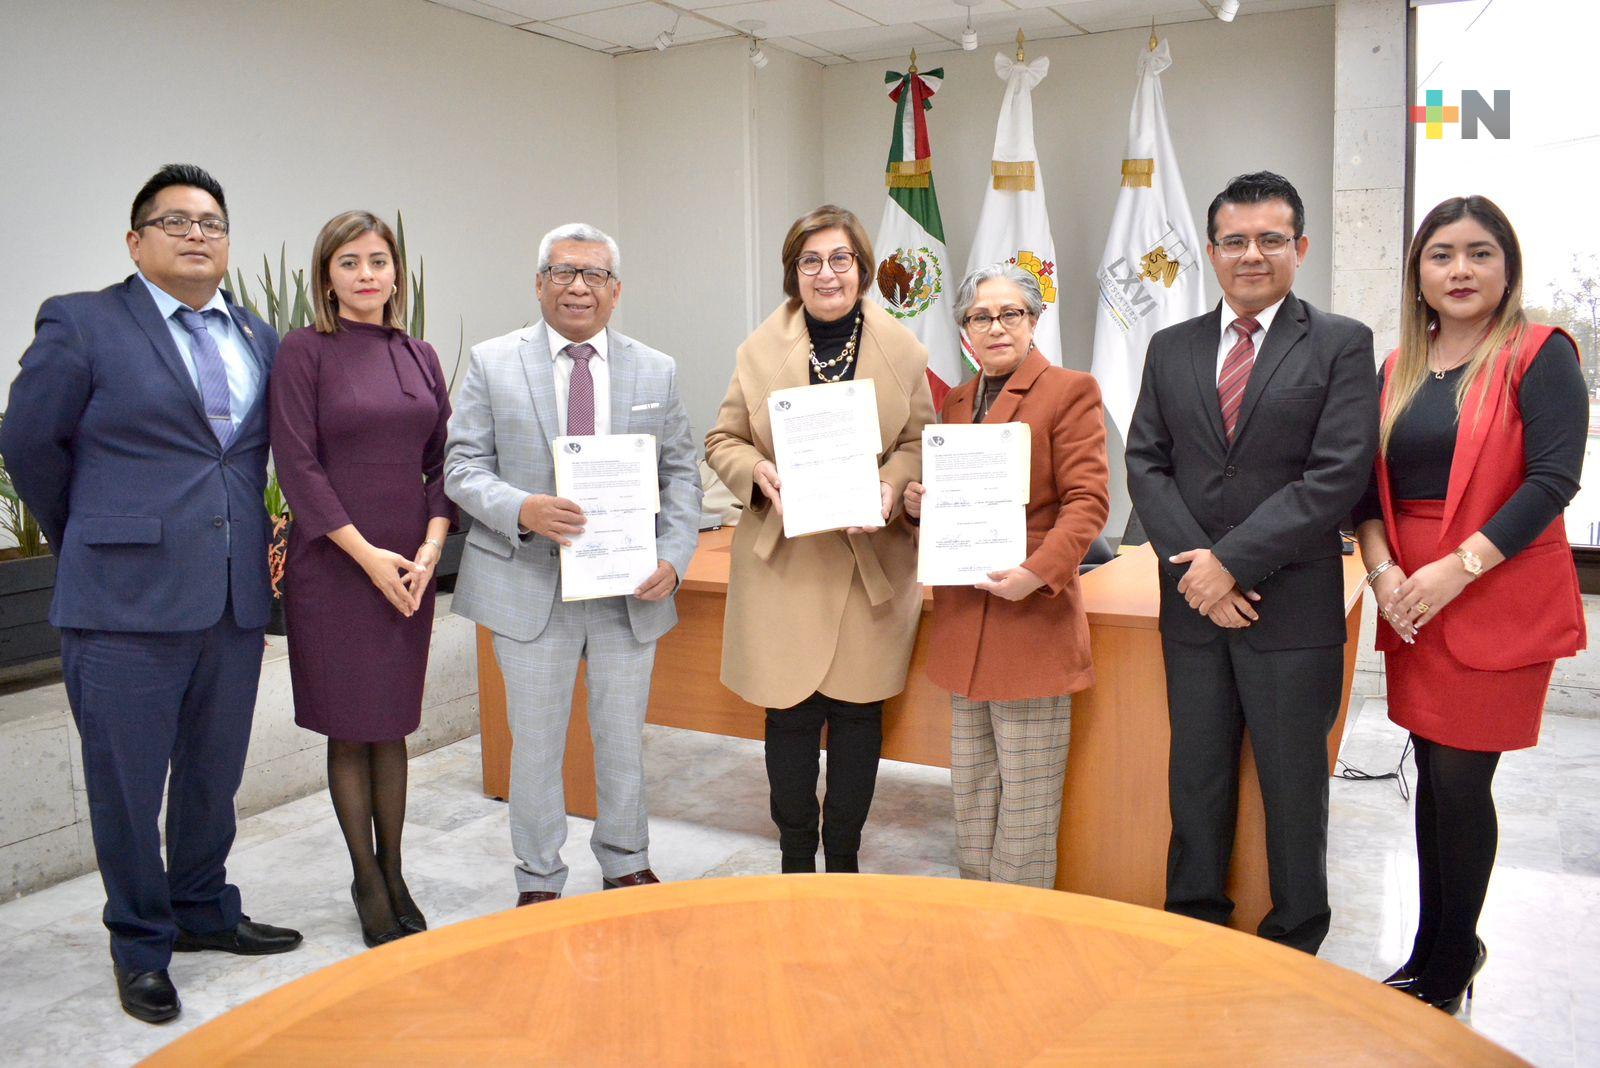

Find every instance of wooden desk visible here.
[477,530,1366,933]
[147,876,1520,1067]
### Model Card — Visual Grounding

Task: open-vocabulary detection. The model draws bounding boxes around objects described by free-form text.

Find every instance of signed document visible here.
[767,379,884,538]
[917,422,1032,586]
[553,434,659,601]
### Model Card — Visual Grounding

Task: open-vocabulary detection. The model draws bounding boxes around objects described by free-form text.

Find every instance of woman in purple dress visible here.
[269,211,453,947]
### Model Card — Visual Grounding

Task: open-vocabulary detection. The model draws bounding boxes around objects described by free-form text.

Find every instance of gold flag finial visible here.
[908,48,917,75]
[1015,29,1026,61]
[1149,18,1158,51]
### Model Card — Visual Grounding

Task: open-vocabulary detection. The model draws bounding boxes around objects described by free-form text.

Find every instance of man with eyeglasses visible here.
[445,223,701,905]
[0,164,301,1024]
[1125,171,1378,955]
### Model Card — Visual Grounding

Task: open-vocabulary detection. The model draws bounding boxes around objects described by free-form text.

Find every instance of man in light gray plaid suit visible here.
[444,223,702,904]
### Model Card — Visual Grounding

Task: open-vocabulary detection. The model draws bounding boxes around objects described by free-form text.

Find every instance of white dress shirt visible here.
[547,324,610,436]
[138,272,260,428]
[1214,296,1285,384]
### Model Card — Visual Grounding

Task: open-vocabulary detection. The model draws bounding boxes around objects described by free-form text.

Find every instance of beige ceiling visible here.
[426,0,1331,64]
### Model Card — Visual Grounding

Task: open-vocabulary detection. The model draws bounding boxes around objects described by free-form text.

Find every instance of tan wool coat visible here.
[705,300,935,710]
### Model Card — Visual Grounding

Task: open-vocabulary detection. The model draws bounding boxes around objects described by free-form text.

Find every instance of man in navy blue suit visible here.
[0,164,302,1023]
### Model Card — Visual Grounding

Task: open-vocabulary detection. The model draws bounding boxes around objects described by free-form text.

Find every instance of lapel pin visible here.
[240,322,255,340]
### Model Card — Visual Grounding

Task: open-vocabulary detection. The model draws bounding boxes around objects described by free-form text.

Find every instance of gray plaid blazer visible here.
[443,321,702,643]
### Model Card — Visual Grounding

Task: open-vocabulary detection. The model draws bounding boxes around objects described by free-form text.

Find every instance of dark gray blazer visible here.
[1124,292,1379,649]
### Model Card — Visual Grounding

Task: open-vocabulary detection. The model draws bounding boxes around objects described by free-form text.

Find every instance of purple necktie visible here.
[174,308,235,447]
[565,343,596,436]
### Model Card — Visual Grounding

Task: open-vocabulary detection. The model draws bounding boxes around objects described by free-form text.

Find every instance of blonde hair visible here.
[310,210,407,334]
[1382,196,1526,457]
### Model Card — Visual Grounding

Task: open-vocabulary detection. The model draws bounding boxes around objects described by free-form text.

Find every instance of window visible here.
[1410,0,1600,549]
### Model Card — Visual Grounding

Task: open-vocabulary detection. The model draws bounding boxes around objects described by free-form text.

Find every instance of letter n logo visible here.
[1461,90,1511,139]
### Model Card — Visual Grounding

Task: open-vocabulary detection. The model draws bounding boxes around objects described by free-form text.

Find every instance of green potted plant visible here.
[0,411,60,667]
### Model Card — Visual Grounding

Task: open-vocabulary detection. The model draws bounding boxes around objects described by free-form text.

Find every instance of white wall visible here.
[821,8,1335,536]
[0,0,617,395]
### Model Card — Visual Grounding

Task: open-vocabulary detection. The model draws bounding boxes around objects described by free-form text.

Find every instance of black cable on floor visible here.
[1336,734,1413,802]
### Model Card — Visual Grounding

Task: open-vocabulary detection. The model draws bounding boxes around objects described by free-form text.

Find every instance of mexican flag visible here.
[870,61,963,407]
[965,52,1060,367]
[1089,38,1207,441]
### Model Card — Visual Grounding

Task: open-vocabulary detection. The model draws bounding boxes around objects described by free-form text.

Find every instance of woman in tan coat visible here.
[705,205,934,874]
[905,263,1109,887]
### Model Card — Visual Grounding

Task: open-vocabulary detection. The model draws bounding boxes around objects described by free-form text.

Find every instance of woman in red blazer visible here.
[1354,196,1587,1014]
[903,263,1109,887]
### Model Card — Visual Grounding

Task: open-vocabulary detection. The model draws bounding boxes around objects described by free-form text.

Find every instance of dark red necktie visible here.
[1217,317,1260,443]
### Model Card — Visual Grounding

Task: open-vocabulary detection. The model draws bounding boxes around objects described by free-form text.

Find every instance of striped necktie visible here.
[174,307,235,447]
[1217,317,1260,443]
[565,343,597,436]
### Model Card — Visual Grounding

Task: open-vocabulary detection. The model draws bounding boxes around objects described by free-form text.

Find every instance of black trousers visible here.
[764,693,883,859]
[1161,632,1343,954]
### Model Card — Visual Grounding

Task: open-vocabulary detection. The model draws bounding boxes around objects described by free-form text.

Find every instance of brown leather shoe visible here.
[516,891,560,906]
[602,869,661,890]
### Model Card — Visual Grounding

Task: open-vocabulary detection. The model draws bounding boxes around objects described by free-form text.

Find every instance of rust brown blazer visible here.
[925,350,1110,701]
[705,300,935,710]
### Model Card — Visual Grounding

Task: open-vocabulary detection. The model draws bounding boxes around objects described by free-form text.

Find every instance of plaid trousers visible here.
[950,693,1073,888]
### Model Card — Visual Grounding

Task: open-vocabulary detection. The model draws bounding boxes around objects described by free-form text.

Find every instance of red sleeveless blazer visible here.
[1373,324,1586,669]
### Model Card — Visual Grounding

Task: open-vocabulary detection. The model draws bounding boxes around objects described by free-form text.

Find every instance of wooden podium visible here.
[476,529,1365,934]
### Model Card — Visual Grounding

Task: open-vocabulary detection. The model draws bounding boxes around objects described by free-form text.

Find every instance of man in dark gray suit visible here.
[1125,172,1379,954]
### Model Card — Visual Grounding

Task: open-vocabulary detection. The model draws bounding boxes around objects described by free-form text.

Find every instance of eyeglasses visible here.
[962,308,1030,331]
[138,214,229,239]
[543,264,616,287]
[797,251,857,276]
[1214,232,1296,258]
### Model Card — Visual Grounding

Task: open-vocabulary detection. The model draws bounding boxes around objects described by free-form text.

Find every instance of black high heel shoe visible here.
[1411,938,1487,1014]
[351,883,406,949]
[1381,965,1420,992]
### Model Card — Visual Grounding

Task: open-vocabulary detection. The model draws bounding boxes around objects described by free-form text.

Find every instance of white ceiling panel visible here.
[1052,1,1210,34]
[481,0,625,18]
[515,19,618,49]
[791,22,952,61]
[917,6,1085,46]
[548,2,726,47]
[426,0,533,26]
[692,0,876,38]
[829,0,1013,21]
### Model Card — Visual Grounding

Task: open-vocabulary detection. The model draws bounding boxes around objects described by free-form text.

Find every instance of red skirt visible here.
[1385,499,1553,752]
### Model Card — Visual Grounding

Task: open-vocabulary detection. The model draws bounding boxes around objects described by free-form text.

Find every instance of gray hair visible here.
[537,222,621,279]
[952,262,1044,325]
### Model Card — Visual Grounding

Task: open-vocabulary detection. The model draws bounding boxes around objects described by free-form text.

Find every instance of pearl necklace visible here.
[808,313,863,383]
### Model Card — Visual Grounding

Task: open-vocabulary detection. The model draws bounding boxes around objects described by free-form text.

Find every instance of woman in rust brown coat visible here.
[905,263,1109,887]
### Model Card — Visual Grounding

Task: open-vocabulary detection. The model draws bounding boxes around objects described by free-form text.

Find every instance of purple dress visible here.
[268,319,454,741]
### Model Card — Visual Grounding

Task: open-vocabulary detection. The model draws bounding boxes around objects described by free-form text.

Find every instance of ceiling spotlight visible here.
[958,1,978,51]
[1215,0,1240,21]
[749,39,769,69]
[655,13,679,50]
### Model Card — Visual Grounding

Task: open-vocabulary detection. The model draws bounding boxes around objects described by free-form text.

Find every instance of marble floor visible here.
[0,698,1595,1066]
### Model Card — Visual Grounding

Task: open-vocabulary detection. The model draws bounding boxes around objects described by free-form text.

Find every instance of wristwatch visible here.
[1453,547,1484,580]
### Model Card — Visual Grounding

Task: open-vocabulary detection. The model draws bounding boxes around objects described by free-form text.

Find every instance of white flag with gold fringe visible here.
[965,49,1060,368]
[1089,38,1207,441]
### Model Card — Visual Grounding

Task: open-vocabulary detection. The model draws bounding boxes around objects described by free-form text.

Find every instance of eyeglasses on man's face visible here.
[797,251,857,276]
[543,264,615,287]
[1214,232,1296,258]
[962,308,1030,331]
[138,214,229,240]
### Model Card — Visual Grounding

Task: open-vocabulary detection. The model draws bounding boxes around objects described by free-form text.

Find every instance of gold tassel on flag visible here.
[1121,158,1154,188]
[992,160,1035,191]
[886,158,932,188]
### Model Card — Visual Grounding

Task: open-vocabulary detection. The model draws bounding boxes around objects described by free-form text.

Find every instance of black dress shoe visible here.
[114,966,180,1024]
[602,869,661,890]
[516,890,560,906]
[174,918,303,956]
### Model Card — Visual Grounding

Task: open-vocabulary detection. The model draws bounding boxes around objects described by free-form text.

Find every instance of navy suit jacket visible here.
[0,275,278,631]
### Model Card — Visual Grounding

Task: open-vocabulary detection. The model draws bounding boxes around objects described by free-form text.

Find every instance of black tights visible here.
[1404,734,1500,997]
[765,694,884,871]
[328,739,420,930]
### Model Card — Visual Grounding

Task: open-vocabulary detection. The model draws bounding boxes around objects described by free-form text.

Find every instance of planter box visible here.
[0,553,59,668]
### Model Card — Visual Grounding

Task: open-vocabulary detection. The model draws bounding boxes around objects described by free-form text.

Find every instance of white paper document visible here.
[917,422,1032,586]
[552,434,659,601]
[767,379,884,538]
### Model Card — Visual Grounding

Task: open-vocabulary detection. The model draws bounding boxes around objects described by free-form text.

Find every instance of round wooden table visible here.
[147,876,1522,1066]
